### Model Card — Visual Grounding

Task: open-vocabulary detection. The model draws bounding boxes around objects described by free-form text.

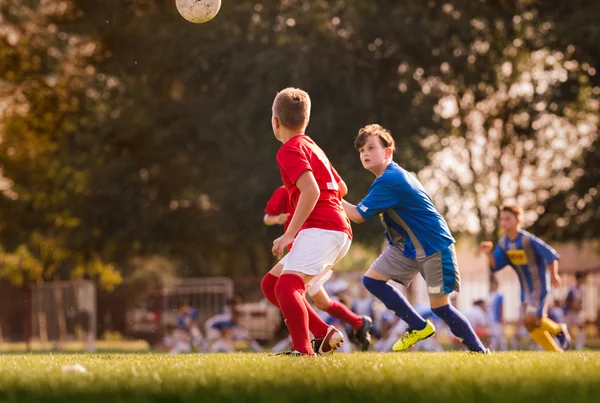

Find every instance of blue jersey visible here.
[492,230,559,303]
[487,291,503,324]
[356,162,454,258]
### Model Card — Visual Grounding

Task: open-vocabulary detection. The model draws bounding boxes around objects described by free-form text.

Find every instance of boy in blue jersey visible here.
[480,204,571,351]
[342,124,488,353]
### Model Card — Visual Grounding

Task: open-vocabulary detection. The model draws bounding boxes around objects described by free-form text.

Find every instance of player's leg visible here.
[361,246,434,351]
[423,245,487,353]
[309,285,372,351]
[274,269,316,355]
[307,241,372,331]
[274,229,347,355]
[310,287,364,330]
[261,263,284,307]
[307,234,361,353]
[262,261,340,343]
[523,299,562,352]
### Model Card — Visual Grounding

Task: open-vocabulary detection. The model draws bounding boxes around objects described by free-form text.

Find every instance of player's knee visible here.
[314,299,330,310]
[523,316,538,331]
[362,275,383,295]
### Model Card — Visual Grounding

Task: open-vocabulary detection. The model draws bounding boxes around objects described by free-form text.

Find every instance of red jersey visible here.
[276,135,352,239]
[264,185,294,233]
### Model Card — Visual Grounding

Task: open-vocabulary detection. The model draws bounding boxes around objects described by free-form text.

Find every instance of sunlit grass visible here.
[0,352,598,403]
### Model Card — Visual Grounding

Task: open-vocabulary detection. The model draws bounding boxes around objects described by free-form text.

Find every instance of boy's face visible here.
[358,135,391,172]
[499,210,519,232]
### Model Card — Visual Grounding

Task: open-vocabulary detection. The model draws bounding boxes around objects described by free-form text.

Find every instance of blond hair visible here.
[272,87,311,130]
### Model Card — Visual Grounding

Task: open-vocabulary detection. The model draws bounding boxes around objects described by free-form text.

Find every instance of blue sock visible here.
[362,276,427,331]
[432,304,485,353]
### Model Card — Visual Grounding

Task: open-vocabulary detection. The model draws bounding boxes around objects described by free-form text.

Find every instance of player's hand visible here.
[551,273,561,288]
[479,241,493,254]
[274,213,290,225]
[272,233,294,259]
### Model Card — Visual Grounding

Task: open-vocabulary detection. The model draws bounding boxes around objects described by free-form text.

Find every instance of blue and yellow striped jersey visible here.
[492,230,560,303]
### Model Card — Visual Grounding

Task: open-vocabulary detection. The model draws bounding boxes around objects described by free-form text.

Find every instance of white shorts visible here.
[279,228,351,278]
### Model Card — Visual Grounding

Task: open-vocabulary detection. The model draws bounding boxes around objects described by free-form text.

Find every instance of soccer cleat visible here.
[351,316,373,351]
[556,323,572,350]
[312,326,344,355]
[275,350,314,357]
[392,320,436,352]
[470,348,491,355]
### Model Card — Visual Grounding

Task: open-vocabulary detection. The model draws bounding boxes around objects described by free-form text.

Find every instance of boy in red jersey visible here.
[260,87,354,356]
[264,186,373,351]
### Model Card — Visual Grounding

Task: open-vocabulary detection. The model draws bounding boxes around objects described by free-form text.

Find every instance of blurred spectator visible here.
[206,297,262,352]
[177,302,204,351]
[564,272,587,350]
[352,285,378,336]
[487,277,507,351]
[549,300,565,324]
[464,300,488,340]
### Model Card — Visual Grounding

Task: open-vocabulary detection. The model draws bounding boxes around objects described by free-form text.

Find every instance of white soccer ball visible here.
[175,0,222,24]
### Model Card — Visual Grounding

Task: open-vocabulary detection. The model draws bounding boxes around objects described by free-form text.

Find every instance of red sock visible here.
[303,297,329,339]
[261,273,279,307]
[263,272,330,338]
[327,300,363,330]
[274,274,313,355]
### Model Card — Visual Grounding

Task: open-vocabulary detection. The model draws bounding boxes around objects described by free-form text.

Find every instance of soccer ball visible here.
[175,0,222,24]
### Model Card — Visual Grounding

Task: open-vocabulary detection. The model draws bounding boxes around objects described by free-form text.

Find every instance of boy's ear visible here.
[385,147,393,160]
[272,115,280,128]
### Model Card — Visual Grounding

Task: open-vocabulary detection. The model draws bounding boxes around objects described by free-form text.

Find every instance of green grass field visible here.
[0,352,599,403]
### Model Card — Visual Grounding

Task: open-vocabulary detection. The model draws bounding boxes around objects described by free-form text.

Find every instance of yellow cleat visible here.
[392,320,436,352]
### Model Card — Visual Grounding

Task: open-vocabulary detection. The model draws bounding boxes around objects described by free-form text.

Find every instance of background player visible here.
[480,204,571,352]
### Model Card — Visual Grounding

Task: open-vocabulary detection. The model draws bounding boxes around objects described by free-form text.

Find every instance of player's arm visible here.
[530,235,561,287]
[342,199,365,224]
[330,165,347,198]
[263,213,289,226]
[479,242,497,271]
[548,259,560,288]
[285,170,319,235]
[480,242,509,273]
[343,181,397,224]
[338,180,348,198]
[272,171,319,258]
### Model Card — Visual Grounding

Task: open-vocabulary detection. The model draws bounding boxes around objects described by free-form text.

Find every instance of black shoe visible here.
[352,316,373,351]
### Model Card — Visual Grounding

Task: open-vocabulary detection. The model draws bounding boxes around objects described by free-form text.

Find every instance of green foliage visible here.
[0,0,598,284]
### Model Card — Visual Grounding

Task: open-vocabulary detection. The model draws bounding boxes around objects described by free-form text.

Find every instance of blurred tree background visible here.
[0,0,598,289]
